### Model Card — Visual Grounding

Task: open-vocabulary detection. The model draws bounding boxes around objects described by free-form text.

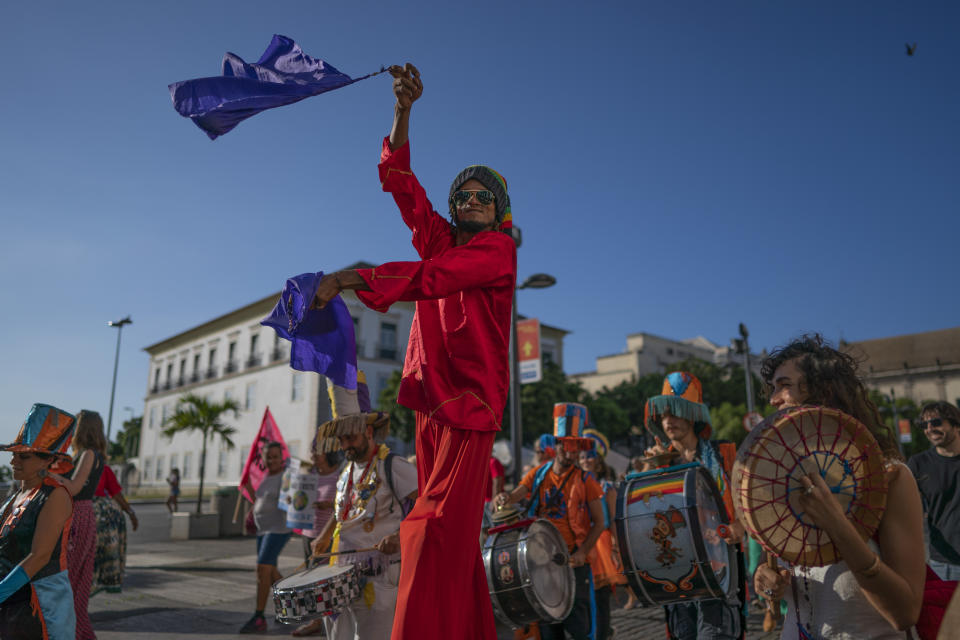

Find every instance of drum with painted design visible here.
[615,462,738,606]
[482,518,574,628]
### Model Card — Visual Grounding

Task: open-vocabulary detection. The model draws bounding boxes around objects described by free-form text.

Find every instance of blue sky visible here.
[1,1,957,446]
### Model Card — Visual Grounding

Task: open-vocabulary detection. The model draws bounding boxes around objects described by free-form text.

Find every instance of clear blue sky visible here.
[2,1,957,446]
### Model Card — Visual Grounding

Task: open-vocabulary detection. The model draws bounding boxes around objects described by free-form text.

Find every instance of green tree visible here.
[378,370,415,442]
[518,360,587,444]
[111,415,141,462]
[710,402,749,445]
[869,390,928,458]
[163,394,238,514]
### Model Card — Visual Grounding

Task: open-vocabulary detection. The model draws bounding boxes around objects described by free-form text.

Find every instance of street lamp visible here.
[733,323,755,414]
[509,273,557,485]
[106,316,132,442]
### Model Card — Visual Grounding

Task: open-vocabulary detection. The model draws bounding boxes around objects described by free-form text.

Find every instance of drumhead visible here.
[522,520,574,621]
[274,563,352,590]
[693,469,731,593]
[733,405,887,567]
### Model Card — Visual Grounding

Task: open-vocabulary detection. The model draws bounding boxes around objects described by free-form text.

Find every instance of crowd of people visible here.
[2,60,957,640]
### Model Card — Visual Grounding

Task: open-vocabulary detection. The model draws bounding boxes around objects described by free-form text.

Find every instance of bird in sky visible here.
[905,42,918,56]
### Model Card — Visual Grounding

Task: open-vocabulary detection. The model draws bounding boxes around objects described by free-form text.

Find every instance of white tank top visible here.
[781,540,913,639]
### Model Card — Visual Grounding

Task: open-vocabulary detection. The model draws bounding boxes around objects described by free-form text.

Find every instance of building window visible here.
[245,382,257,410]
[183,452,193,480]
[166,363,173,387]
[156,456,165,481]
[378,322,398,360]
[239,444,249,474]
[217,449,228,478]
[153,368,161,391]
[149,406,157,429]
[287,440,301,458]
[192,353,201,381]
[169,454,179,476]
[247,334,261,368]
[226,341,238,373]
[225,387,234,403]
[161,404,168,425]
[543,350,555,364]
[377,373,390,407]
[143,457,152,481]
[291,373,304,402]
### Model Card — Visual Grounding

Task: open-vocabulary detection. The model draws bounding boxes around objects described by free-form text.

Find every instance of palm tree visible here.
[163,393,239,514]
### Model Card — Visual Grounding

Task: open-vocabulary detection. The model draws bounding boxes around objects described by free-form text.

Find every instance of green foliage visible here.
[869,389,932,459]
[0,466,11,482]
[378,370,415,442]
[518,360,587,444]
[163,394,239,513]
[110,416,141,462]
[710,402,749,445]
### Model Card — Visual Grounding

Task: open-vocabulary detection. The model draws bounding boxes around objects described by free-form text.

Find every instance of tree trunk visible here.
[197,431,207,514]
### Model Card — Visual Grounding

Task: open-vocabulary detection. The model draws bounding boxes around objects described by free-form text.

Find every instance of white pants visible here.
[323,563,400,640]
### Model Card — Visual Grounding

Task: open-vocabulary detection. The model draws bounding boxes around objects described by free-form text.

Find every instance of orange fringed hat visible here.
[3,404,76,474]
[644,372,713,441]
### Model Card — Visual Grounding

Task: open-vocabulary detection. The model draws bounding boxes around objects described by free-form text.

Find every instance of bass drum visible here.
[615,462,738,606]
[482,518,574,629]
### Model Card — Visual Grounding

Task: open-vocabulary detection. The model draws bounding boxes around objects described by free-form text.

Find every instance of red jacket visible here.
[355,139,516,431]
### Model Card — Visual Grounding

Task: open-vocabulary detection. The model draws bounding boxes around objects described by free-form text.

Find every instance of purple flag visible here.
[261,272,358,389]
[170,35,379,140]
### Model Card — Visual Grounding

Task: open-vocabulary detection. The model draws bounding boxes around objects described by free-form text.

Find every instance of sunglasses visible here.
[920,418,946,430]
[451,189,495,208]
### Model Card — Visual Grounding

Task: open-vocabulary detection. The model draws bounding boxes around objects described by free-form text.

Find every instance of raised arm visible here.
[45,449,94,497]
[388,63,421,151]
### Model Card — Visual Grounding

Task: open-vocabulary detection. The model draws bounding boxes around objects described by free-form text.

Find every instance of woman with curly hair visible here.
[753,335,924,639]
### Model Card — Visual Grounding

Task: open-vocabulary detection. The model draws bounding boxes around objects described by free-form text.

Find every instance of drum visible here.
[272,563,362,624]
[482,518,575,629]
[615,462,738,606]
[732,405,887,567]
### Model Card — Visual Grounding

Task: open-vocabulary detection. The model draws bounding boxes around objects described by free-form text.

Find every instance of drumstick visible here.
[762,555,782,632]
[312,546,379,560]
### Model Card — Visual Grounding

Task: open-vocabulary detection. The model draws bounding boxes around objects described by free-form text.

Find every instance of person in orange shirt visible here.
[496,403,605,640]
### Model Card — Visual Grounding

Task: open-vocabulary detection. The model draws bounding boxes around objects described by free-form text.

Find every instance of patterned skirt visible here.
[92,496,127,590]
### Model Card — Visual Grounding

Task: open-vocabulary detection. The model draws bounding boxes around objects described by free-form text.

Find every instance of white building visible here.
[138,273,414,490]
[570,331,762,395]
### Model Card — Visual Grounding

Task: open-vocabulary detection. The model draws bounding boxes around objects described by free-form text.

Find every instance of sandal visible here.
[291,618,325,637]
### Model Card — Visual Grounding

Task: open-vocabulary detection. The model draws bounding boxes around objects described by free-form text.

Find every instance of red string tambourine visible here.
[732,406,887,567]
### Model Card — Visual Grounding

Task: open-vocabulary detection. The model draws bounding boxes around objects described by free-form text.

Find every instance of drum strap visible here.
[383,453,413,519]
[527,462,578,518]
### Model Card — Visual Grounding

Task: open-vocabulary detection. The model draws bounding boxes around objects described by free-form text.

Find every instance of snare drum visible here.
[272,563,362,624]
[482,518,574,629]
[615,463,738,606]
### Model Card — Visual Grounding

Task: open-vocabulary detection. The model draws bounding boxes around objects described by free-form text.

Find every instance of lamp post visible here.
[732,323,755,414]
[509,272,557,485]
[106,316,132,442]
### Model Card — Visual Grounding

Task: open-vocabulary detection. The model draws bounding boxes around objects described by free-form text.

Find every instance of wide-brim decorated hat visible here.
[552,403,595,451]
[582,428,609,459]
[3,404,76,474]
[314,371,389,454]
[536,434,557,460]
[644,372,713,441]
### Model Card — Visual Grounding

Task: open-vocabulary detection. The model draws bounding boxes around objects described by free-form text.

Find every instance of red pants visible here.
[391,413,498,640]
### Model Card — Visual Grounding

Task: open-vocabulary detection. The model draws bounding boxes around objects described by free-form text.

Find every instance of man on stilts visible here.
[311,63,516,640]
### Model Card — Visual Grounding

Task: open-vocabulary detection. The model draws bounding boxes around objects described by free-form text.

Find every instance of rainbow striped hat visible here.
[582,428,610,458]
[644,372,713,441]
[3,404,76,473]
[552,403,595,451]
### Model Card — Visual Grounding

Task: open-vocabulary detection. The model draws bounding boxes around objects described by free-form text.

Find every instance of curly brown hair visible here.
[761,334,901,461]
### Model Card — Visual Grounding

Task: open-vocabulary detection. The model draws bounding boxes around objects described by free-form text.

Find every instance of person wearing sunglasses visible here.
[309,63,516,640]
[907,401,960,581]
[0,404,78,640]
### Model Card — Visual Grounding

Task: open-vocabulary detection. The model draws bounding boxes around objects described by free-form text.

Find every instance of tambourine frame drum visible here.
[615,463,738,606]
[482,518,575,629]
[272,562,362,624]
[733,405,887,567]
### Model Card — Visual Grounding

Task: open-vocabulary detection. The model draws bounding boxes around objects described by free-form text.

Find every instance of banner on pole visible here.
[518,318,542,384]
[898,418,912,443]
[238,407,290,502]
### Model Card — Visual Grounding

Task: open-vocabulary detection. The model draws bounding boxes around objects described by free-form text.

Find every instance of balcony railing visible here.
[205,366,218,380]
[246,354,262,369]
[224,360,239,374]
[189,372,200,384]
[162,381,172,391]
[176,376,186,388]
[376,343,399,361]
[270,347,285,363]
[150,384,159,395]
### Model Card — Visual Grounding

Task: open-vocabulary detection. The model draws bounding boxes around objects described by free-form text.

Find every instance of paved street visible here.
[90,503,781,638]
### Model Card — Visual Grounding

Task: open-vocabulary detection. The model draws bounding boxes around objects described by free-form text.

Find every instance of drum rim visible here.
[272,563,361,624]
[517,520,575,622]
[685,465,738,600]
[273,562,356,592]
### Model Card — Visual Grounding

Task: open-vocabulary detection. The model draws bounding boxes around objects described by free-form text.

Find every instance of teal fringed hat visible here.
[644,372,712,441]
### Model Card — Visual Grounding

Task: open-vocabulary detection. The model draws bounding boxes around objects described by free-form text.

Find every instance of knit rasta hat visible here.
[448,165,512,231]
[644,372,713,442]
[314,371,389,454]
